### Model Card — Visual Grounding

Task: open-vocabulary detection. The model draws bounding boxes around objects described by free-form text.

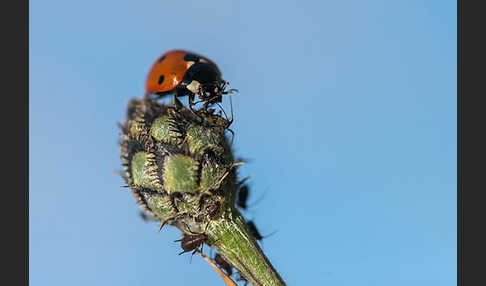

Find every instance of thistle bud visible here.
[119,98,235,235]
[119,98,285,286]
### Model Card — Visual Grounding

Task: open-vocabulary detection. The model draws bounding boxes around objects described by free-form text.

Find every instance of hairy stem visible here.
[206,207,286,286]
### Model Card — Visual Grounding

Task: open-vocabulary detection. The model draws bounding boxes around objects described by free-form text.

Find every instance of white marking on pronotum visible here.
[185,61,196,69]
[186,80,201,93]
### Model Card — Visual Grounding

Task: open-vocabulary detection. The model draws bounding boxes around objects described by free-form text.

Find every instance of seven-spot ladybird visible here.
[145,50,236,109]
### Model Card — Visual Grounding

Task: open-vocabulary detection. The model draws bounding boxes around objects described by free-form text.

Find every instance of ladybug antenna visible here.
[221,81,238,95]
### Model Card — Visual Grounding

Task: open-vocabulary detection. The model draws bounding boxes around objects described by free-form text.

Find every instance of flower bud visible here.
[119,98,236,235]
[119,98,286,286]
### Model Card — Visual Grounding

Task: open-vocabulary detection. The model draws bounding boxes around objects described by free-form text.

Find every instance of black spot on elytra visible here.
[183,53,200,63]
[158,75,165,85]
[157,55,166,63]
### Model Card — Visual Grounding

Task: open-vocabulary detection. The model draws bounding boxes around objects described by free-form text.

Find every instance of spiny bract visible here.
[119,98,238,236]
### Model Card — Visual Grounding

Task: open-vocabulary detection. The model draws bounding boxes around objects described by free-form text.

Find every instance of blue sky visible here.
[30,1,456,285]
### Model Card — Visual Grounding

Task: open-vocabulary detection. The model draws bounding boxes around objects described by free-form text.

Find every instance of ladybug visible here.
[145,50,236,110]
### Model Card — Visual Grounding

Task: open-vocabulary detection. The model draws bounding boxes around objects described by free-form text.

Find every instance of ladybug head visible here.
[197,80,238,106]
[198,80,224,103]
[183,62,238,106]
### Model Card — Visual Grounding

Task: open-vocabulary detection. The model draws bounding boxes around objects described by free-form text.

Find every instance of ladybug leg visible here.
[188,94,200,114]
[188,94,196,109]
[221,81,239,96]
[202,101,210,111]
[187,95,206,122]
[172,96,185,110]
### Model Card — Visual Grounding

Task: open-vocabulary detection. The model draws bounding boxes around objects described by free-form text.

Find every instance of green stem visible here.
[206,207,286,286]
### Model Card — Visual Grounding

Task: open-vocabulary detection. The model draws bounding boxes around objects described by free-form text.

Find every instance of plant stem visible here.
[206,207,286,286]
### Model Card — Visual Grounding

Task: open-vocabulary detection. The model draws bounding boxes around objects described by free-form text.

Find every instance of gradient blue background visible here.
[30,1,457,285]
